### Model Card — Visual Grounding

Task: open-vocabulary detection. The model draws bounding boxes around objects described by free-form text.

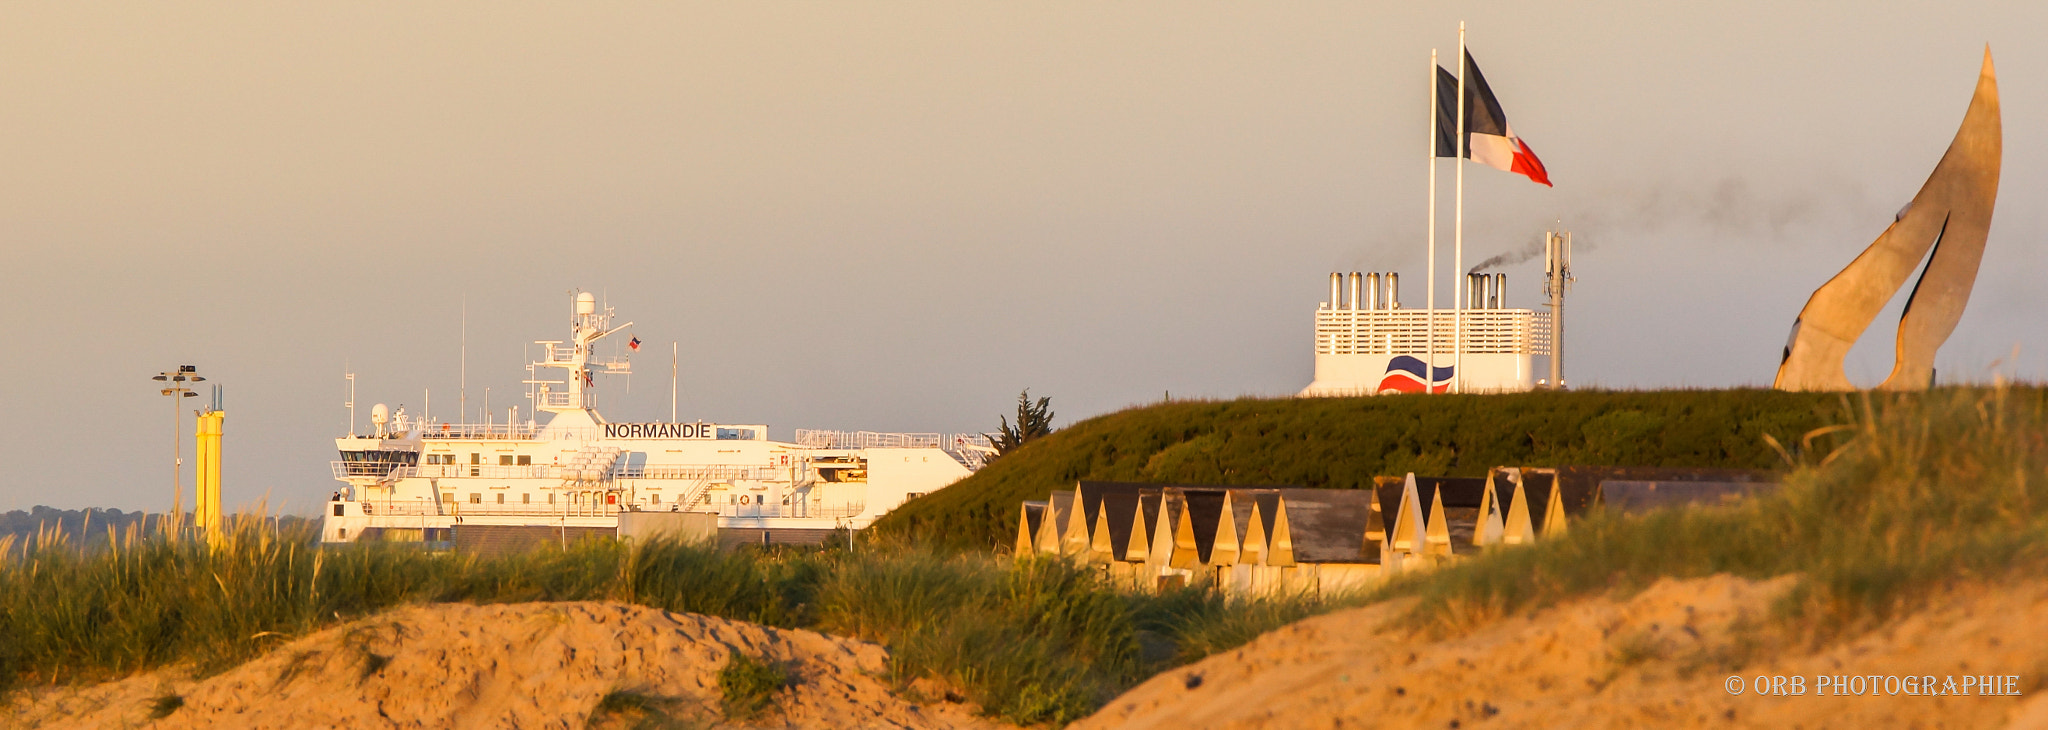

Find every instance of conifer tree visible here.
[985,389,1055,459]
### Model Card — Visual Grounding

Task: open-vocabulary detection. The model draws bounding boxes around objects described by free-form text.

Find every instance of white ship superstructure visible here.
[323,292,990,545]
[1299,271,1552,396]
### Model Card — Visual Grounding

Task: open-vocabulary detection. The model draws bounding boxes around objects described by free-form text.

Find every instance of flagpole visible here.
[1427,47,1438,392]
[1453,21,1467,394]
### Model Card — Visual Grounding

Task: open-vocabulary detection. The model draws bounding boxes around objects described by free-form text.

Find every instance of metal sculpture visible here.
[1775,49,2001,391]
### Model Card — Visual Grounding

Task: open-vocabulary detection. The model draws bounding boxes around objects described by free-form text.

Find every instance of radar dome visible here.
[575,292,597,316]
[370,403,389,425]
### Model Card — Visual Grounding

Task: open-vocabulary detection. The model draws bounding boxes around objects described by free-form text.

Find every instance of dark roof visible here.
[1177,489,1230,564]
[1097,491,1146,559]
[1131,489,1162,561]
[1152,489,1186,559]
[1599,480,1777,515]
[1419,477,1488,509]
[1020,501,1047,544]
[1244,490,1281,548]
[1372,477,1401,527]
[1271,488,1377,564]
[1073,482,1152,543]
[1513,470,1559,533]
[1044,491,1074,543]
[1532,466,1773,518]
[1218,488,1279,562]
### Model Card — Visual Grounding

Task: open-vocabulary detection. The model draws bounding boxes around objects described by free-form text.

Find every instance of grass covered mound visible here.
[0,523,1323,726]
[1384,386,2048,641]
[874,389,1845,552]
[5,387,2043,727]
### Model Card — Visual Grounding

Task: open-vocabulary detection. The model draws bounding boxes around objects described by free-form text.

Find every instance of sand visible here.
[1079,574,2048,730]
[6,602,1010,730]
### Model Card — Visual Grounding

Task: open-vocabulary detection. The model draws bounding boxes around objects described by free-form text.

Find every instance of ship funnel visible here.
[1364,273,1380,311]
[1328,272,1341,309]
[1385,272,1399,309]
[1494,273,1506,309]
[1348,271,1363,311]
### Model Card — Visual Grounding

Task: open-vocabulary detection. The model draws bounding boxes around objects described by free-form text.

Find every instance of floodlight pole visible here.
[154,365,203,533]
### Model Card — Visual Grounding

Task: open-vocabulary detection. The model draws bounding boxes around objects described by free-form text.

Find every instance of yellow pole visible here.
[195,410,225,543]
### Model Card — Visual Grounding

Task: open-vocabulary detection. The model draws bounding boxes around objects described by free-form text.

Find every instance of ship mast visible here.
[530,291,632,415]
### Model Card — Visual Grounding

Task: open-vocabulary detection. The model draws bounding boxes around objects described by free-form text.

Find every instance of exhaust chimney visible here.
[1364,273,1380,311]
[1494,273,1506,309]
[1385,273,1399,309]
[1328,272,1341,309]
[1348,271,1363,311]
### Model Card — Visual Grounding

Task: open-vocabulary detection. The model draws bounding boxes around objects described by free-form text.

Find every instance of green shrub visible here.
[716,652,787,720]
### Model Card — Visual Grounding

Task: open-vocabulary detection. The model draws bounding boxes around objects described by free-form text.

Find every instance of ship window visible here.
[499,455,513,466]
[442,492,453,503]
[650,494,661,504]
[522,493,531,504]
[469,493,481,504]
[517,455,531,466]
[495,494,503,504]
[333,504,344,517]
[338,528,346,540]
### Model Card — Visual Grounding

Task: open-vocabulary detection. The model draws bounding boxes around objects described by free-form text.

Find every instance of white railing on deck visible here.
[794,430,945,449]
[338,463,795,484]
[1314,308,1551,356]
[621,465,778,481]
[419,423,542,440]
[794,431,994,468]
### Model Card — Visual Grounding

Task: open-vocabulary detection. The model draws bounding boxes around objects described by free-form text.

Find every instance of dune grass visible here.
[716,652,789,720]
[872,389,1843,551]
[14,388,2029,725]
[0,520,1325,726]
[1379,386,2048,644]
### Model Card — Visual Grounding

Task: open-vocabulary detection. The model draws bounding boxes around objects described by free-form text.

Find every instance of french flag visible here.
[1377,356,1455,394]
[1435,50,1551,187]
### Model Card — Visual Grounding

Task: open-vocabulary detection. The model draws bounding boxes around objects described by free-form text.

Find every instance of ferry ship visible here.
[323,291,991,546]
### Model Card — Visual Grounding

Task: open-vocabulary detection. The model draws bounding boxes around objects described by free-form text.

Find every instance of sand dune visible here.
[8,602,1008,729]
[1079,575,2048,729]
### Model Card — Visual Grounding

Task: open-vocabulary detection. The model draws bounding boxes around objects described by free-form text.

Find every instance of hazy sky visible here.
[4,2,2044,513]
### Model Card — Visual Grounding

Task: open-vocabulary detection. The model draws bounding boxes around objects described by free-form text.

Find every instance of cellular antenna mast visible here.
[1544,228,1573,389]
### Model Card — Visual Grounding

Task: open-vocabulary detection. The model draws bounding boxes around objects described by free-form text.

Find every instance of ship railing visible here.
[617,465,779,481]
[793,430,945,449]
[1313,308,1552,356]
[794,431,996,471]
[332,462,412,479]
[355,501,442,516]
[410,464,554,480]
[420,423,542,440]
[807,502,867,519]
[716,501,866,519]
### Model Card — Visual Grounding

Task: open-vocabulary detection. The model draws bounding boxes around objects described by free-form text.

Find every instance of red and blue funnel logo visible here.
[1377,356,1453,394]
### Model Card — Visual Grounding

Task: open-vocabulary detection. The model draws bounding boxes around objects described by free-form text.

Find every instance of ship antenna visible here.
[459,293,467,427]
